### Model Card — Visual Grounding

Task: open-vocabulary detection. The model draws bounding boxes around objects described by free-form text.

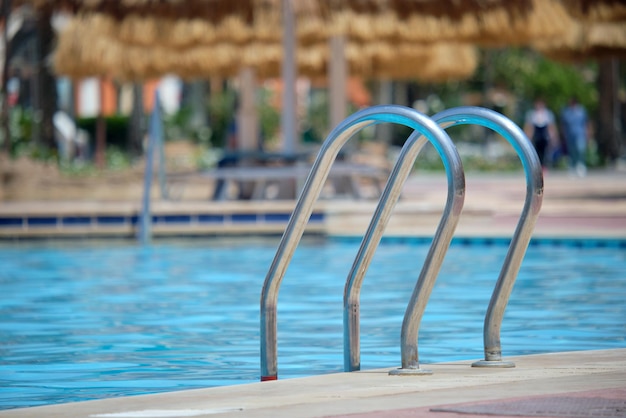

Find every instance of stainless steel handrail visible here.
[344,129,465,374]
[260,105,464,381]
[343,106,543,374]
[433,107,543,367]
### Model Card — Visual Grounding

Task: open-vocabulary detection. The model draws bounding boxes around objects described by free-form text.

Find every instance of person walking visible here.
[524,98,558,169]
[560,97,589,177]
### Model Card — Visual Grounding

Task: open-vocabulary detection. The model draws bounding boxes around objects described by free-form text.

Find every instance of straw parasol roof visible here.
[560,0,626,22]
[298,0,573,48]
[52,11,479,82]
[256,39,479,81]
[51,10,283,80]
[535,20,626,62]
[44,0,573,49]
[25,0,258,21]
[46,0,579,82]
[534,0,626,62]
[29,0,626,79]
[27,0,530,20]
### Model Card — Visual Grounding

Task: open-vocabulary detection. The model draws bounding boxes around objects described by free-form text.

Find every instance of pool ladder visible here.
[260,105,543,380]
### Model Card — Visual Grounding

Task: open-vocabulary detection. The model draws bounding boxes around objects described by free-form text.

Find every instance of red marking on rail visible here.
[261,375,278,382]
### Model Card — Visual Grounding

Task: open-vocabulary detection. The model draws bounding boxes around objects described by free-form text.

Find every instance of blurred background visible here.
[0,0,625,200]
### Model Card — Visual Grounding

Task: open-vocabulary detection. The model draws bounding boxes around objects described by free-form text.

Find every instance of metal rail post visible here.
[433,107,543,367]
[343,106,542,374]
[260,105,462,381]
[344,129,465,374]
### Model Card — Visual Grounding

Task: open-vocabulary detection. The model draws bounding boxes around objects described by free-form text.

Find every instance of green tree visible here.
[488,48,597,114]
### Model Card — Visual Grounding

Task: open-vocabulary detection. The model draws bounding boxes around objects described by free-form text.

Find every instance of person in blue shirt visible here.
[560,97,589,177]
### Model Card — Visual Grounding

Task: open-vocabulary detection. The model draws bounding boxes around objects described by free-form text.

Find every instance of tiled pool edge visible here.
[329,235,626,247]
[0,201,326,238]
[0,211,325,238]
[1,199,625,241]
[2,211,625,247]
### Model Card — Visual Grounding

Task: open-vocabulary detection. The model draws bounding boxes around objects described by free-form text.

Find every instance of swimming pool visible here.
[1,236,625,410]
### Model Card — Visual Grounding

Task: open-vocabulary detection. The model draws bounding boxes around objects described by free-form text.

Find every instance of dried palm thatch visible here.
[302,40,478,81]
[53,14,249,79]
[111,1,287,46]
[57,0,543,49]
[26,0,256,21]
[536,19,626,62]
[28,0,571,48]
[368,42,479,81]
[299,0,573,47]
[534,0,626,61]
[279,40,478,81]
[560,0,626,22]
[53,11,477,82]
[27,0,531,20]
[48,0,572,79]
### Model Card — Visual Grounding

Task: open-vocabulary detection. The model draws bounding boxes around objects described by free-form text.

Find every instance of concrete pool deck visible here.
[1,349,625,418]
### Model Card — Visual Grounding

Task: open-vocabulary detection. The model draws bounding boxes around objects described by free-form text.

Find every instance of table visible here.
[201,162,389,200]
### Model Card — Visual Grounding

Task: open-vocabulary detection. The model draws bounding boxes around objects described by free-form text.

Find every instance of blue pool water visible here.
[1,237,625,410]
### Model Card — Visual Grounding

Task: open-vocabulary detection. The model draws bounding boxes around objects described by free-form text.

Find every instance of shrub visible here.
[76,115,130,150]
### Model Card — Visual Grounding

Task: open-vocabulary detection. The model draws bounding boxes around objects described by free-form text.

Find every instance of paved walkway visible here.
[327,168,626,238]
[1,349,624,418]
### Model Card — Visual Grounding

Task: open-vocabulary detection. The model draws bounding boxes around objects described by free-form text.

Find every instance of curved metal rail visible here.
[435,107,543,367]
[260,105,465,381]
[343,106,543,374]
[344,128,465,374]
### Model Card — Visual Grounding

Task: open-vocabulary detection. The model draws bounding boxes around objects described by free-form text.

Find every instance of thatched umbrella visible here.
[52,11,478,82]
[535,0,626,61]
[28,0,620,53]
[560,0,626,22]
[52,13,256,80]
[45,0,580,81]
[26,0,258,21]
[300,0,573,48]
[536,20,626,62]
